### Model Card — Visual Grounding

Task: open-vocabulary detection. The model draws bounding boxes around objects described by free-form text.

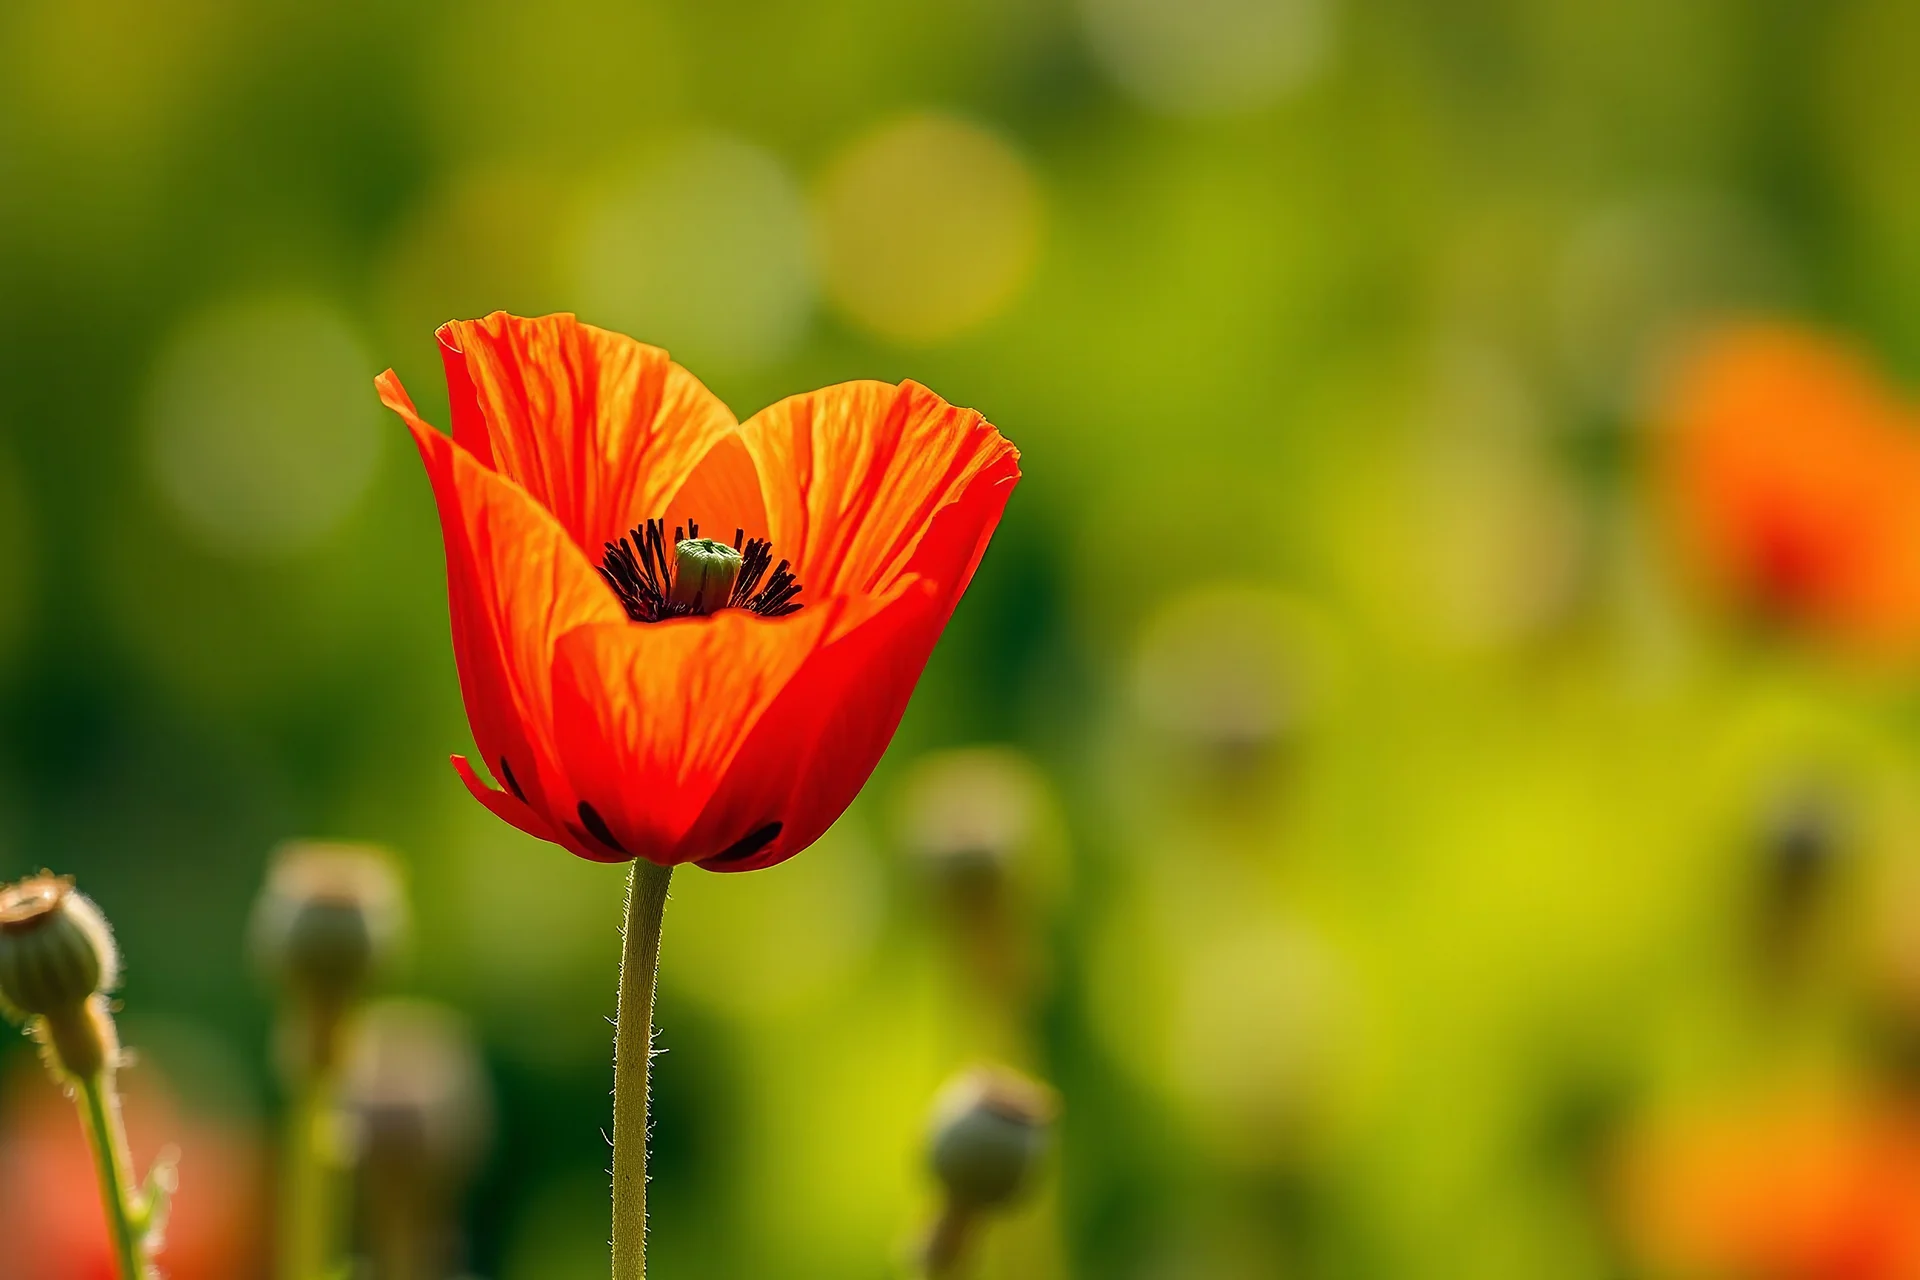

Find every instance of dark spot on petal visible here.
[703,821,783,867]
[576,801,628,855]
[499,756,526,802]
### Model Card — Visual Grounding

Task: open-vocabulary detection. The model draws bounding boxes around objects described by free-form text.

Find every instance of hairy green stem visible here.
[78,1072,149,1280]
[612,860,674,1280]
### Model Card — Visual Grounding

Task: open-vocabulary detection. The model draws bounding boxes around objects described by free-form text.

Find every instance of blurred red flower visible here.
[1659,323,1920,657]
[1616,1097,1920,1280]
[378,312,1018,871]
[0,1062,263,1280]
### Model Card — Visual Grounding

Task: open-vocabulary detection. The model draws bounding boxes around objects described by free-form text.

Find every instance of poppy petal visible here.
[740,379,1021,601]
[692,457,1021,872]
[442,312,742,553]
[437,325,493,469]
[447,754,622,861]
[663,430,772,548]
[546,607,839,864]
[380,369,625,831]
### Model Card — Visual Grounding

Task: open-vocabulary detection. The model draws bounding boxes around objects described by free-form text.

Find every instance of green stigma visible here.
[671,537,743,613]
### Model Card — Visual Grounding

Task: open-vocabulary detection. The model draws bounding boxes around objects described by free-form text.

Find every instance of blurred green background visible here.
[6,0,1920,1277]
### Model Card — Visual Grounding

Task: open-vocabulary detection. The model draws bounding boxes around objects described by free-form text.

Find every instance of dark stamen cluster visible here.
[731,535,803,618]
[598,518,804,623]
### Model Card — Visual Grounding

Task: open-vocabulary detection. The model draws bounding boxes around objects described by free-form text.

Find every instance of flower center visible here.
[598,519,803,623]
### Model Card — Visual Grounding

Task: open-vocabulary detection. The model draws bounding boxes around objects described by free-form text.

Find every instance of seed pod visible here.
[344,999,494,1278]
[0,875,117,1020]
[928,1066,1058,1211]
[252,841,405,1008]
[669,537,744,613]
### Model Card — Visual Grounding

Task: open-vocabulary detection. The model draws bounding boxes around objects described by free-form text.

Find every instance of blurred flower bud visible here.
[1764,792,1842,895]
[253,841,406,1076]
[899,749,1065,1051]
[922,1066,1058,1277]
[901,748,1052,909]
[1754,787,1846,973]
[344,1000,493,1280]
[0,875,116,1019]
[928,1066,1057,1211]
[1130,585,1332,776]
[252,841,405,1008]
[346,999,492,1182]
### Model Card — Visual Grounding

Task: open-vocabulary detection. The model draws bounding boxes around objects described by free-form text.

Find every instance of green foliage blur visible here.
[5,1,1920,1277]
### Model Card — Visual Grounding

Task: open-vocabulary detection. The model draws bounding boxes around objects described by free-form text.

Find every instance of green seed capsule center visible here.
[669,537,744,614]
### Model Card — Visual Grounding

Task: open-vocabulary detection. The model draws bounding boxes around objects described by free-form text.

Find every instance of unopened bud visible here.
[252,841,405,1009]
[928,1067,1058,1211]
[0,875,116,1019]
[671,537,742,613]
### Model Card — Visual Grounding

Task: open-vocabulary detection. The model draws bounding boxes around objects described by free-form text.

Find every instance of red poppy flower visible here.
[378,312,1018,871]
[1658,322,1920,657]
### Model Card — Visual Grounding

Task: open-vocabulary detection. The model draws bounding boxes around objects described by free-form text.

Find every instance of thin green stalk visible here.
[78,1072,150,1280]
[923,1200,977,1279]
[279,1060,340,1280]
[612,860,673,1280]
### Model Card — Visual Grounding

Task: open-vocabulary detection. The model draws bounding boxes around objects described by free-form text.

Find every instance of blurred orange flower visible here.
[378,312,1018,871]
[1616,1097,1920,1280]
[1659,323,1920,657]
[0,1063,264,1280]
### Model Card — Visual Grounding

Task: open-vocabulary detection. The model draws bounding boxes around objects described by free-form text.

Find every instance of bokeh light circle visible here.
[1130,583,1334,760]
[1078,0,1334,117]
[816,113,1043,345]
[569,133,815,371]
[143,295,381,557]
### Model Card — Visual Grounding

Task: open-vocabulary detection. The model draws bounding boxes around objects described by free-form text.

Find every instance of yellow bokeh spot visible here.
[816,113,1043,346]
[569,133,816,371]
[142,295,380,558]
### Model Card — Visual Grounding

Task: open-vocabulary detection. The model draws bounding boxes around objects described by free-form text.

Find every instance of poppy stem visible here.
[922,1199,977,1278]
[280,1060,342,1280]
[612,859,674,1280]
[77,1070,152,1280]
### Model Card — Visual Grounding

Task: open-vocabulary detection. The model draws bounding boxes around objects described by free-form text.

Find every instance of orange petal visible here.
[546,607,838,863]
[448,755,623,862]
[692,451,1021,872]
[740,379,1021,602]
[379,369,626,836]
[437,324,494,469]
[441,312,746,554]
[664,430,771,548]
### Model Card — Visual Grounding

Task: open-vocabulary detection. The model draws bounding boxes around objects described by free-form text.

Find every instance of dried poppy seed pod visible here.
[928,1066,1057,1211]
[0,874,121,1080]
[0,875,116,1018]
